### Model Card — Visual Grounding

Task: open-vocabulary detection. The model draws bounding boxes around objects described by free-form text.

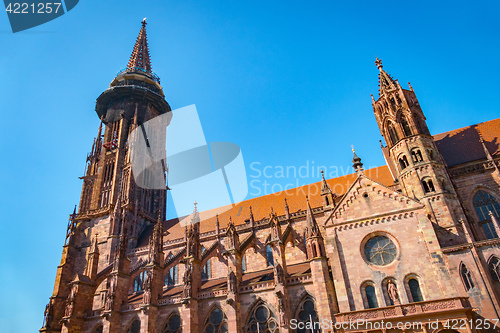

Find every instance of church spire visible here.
[305,196,320,238]
[352,148,364,173]
[320,169,332,195]
[304,196,325,258]
[375,57,398,96]
[128,18,152,73]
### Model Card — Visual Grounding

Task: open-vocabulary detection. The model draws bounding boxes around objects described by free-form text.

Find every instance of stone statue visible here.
[64,299,74,317]
[228,269,236,293]
[387,281,399,304]
[183,264,193,298]
[68,284,77,302]
[278,297,287,326]
[108,276,116,295]
[142,271,152,304]
[43,302,53,328]
[274,261,284,285]
[104,293,114,311]
[142,271,152,291]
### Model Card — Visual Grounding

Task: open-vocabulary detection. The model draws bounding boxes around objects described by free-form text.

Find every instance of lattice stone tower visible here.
[41,20,171,333]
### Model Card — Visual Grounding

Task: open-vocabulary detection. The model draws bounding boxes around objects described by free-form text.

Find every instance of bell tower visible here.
[79,19,170,248]
[372,58,468,247]
[41,20,171,333]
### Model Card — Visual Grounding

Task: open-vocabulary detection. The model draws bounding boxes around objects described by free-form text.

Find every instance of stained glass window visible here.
[489,257,500,282]
[365,285,378,309]
[204,308,228,333]
[134,271,146,292]
[401,116,412,137]
[266,245,274,266]
[165,265,178,286]
[473,191,500,221]
[163,314,182,333]
[364,236,397,266]
[296,298,321,333]
[408,278,424,302]
[461,264,475,291]
[127,319,141,333]
[202,259,211,280]
[245,304,278,333]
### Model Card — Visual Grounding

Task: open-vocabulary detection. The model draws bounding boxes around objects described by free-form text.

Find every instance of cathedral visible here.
[41,21,500,333]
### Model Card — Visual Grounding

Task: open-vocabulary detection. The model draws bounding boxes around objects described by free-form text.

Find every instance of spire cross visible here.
[142,17,147,27]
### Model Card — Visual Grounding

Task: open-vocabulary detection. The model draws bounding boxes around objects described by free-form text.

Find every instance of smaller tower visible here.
[352,148,364,174]
[320,170,336,208]
[304,196,325,258]
[372,58,468,246]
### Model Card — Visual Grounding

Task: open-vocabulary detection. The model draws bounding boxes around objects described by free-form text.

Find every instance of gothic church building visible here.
[41,21,500,333]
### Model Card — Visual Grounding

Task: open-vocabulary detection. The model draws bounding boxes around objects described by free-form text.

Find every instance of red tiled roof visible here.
[434,118,500,167]
[155,166,394,242]
[139,118,499,244]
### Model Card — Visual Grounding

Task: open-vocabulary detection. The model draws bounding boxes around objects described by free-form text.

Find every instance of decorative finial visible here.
[375,57,383,70]
[352,146,364,172]
[142,18,147,26]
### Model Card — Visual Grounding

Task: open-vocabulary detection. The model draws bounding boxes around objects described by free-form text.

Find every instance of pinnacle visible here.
[128,19,152,72]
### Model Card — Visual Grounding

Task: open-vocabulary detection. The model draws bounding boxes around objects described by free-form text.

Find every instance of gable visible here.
[326,175,424,225]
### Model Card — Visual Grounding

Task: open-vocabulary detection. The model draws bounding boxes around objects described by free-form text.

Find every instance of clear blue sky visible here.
[1,1,499,332]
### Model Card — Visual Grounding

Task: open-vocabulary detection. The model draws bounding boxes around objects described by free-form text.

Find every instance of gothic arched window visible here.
[473,191,500,221]
[127,319,141,333]
[399,155,409,170]
[411,149,423,163]
[202,258,211,280]
[134,271,146,292]
[387,123,399,145]
[295,297,321,333]
[408,278,424,302]
[304,237,308,260]
[401,116,412,137]
[242,253,247,273]
[473,191,500,239]
[422,179,435,193]
[163,313,182,333]
[364,285,378,309]
[460,263,475,291]
[245,303,279,333]
[489,257,500,282]
[266,245,274,267]
[203,308,228,333]
[165,265,178,286]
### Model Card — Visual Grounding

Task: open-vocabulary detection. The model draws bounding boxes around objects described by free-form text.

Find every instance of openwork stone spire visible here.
[305,196,321,239]
[128,18,152,72]
[375,57,398,96]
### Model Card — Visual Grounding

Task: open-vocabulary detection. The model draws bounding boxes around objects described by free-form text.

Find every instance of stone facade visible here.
[41,23,500,333]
